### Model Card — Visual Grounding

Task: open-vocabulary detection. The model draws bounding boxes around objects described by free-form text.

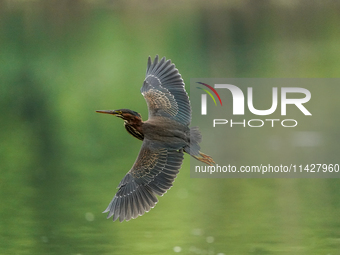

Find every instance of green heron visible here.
[96,55,214,222]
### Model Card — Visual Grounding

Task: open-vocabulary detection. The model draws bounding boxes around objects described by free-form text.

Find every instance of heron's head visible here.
[96,109,142,122]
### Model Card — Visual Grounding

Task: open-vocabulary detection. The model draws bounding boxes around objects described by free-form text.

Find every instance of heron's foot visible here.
[193,152,215,166]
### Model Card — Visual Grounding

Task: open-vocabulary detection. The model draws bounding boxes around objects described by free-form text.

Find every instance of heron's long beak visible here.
[96,110,117,115]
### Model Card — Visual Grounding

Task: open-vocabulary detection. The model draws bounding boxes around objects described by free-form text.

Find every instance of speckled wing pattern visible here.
[103,139,184,222]
[141,55,191,125]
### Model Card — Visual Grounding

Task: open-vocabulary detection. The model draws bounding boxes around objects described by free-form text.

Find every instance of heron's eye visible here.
[117,111,122,115]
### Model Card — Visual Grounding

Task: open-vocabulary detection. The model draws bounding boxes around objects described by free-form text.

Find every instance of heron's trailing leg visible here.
[185,126,215,166]
[192,152,215,166]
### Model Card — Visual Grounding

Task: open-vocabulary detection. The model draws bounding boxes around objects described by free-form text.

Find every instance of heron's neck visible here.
[124,119,144,141]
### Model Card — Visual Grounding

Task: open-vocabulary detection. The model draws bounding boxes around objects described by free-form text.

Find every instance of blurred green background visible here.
[1,1,340,254]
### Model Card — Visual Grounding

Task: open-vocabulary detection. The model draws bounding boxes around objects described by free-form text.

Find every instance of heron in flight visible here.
[96,55,214,222]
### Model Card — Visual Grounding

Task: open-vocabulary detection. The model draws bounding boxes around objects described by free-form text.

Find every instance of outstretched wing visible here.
[103,139,184,222]
[141,55,191,126]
